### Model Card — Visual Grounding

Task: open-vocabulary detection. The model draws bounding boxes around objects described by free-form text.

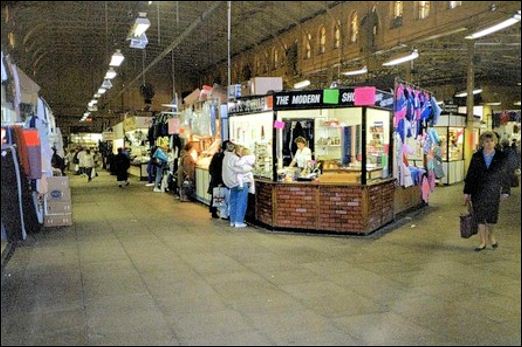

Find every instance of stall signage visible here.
[274,88,393,110]
[228,96,272,114]
[443,101,459,114]
[275,91,323,107]
[102,131,115,141]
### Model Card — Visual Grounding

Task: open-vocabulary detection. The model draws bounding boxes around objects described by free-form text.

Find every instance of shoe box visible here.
[46,176,71,202]
[44,176,73,227]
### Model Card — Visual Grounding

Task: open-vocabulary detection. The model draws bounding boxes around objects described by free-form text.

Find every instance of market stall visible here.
[229,87,400,235]
[433,112,466,185]
[181,88,224,204]
[124,116,153,180]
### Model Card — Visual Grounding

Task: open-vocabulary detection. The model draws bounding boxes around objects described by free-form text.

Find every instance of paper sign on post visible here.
[354,87,376,106]
[274,120,285,129]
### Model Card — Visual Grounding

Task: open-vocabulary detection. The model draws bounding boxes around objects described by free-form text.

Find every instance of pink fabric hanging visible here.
[422,176,431,203]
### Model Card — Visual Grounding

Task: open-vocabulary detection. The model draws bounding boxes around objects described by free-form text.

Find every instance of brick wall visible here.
[255,181,274,226]
[274,185,317,230]
[318,186,364,233]
[254,180,396,235]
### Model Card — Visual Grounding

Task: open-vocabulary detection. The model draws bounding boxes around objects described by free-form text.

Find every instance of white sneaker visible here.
[234,223,247,228]
[153,188,162,193]
[230,223,235,227]
[145,183,155,187]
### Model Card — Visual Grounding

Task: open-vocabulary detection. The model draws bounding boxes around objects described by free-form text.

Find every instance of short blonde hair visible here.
[479,131,498,145]
[240,147,251,156]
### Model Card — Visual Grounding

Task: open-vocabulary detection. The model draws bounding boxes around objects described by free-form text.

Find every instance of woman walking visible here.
[83,149,96,182]
[464,132,511,252]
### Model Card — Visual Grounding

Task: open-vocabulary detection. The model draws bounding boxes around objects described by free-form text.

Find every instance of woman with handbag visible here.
[464,132,511,252]
[208,141,230,219]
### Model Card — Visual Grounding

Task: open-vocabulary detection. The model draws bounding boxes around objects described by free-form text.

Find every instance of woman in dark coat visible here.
[114,147,131,188]
[208,141,229,218]
[464,132,511,252]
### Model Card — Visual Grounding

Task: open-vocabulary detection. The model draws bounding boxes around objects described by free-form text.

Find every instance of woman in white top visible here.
[290,136,312,169]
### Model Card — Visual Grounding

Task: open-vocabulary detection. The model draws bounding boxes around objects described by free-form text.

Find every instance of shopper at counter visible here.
[178,143,196,201]
[146,146,158,187]
[208,141,230,219]
[153,146,168,193]
[289,136,312,169]
[114,147,131,188]
[223,143,252,228]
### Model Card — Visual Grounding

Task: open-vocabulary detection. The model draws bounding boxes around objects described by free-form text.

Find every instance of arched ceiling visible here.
[1,1,520,124]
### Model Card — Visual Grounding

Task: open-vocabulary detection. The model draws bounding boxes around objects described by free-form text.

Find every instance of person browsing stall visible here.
[289,136,312,169]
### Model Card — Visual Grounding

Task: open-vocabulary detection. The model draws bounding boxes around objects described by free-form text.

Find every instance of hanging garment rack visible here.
[394,77,433,96]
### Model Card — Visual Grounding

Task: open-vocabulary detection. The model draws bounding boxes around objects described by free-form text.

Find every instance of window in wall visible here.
[334,25,341,48]
[448,1,462,9]
[319,26,327,54]
[350,11,359,43]
[418,1,431,19]
[393,1,404,18]
[304,33,312,59]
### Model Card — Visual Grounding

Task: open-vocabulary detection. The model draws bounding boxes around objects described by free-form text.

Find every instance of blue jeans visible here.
[229,186,249,225]
[155,165,165,188]
[147,162,156,183]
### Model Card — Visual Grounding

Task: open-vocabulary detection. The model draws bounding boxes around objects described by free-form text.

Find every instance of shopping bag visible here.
[460,201,478,239]
[212,186,227,207]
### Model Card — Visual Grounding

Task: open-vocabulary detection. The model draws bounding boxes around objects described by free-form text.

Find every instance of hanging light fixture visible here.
[455,89,482,97]
[485,102,501,106]
[514,101,521,106]
[104,67,117,80]
[129,12,151,38]
[94,93,101,98]
[102,79,113,90]
[294,80,311,89]
[466,11,521,39]
[109,49,125,67]
[129,33,149,49]
[382,49,419,66]
[90,99,98,105]
[98,87,107,94]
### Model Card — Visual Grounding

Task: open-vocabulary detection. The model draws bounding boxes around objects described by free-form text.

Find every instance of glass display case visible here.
[228,109,274,180]
[433,113,467,185]
[275,107,391,184]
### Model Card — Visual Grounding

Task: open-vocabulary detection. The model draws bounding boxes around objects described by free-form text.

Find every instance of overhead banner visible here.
[273,88,393,110]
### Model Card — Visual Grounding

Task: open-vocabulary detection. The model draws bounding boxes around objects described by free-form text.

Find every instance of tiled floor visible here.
[1,172,520,346]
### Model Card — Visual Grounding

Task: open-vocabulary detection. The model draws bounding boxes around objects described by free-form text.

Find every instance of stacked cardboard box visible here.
[44,177,72,227]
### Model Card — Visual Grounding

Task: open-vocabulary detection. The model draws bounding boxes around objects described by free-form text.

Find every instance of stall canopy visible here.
[16,66,40,106]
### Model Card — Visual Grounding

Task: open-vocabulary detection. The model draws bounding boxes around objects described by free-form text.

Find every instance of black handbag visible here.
[460,201,478,239]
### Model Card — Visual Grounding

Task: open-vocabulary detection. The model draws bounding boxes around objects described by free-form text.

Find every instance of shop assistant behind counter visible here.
[289,136,312,169]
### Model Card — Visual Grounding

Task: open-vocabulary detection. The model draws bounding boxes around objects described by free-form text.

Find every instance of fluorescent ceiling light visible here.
[466,12,521,40]
[94,93,101,98]
[161,104,178,108]
[294,80,311,89]
[129,33,148,49]
[148,1,152,4]
[90,99,98,104]
[105,68,117,80]
[515,101,521,106]
[131,13,151,38]
[98,88,107,94]
[102,79,113,89]
[109,49,125,67]
[382,49,419,66]
[485,102,501,106]
[342,66,368,76]
[518,82,521,86]
[455,89,482,97]
[83,112,90,117]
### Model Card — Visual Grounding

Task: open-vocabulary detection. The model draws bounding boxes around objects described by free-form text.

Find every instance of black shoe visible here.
[211,213,219,219]
[492,242,498,249]
[474,245,487,252]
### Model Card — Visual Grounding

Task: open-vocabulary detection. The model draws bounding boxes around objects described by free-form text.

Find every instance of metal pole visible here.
[157,1,161,45]
[464,40,475,174]
[227,1,232,89]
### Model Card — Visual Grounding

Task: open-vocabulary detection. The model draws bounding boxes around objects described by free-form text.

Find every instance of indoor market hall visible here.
[1,1,521,346]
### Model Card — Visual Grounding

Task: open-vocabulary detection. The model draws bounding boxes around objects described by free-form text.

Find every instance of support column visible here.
[464,40,475,174]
